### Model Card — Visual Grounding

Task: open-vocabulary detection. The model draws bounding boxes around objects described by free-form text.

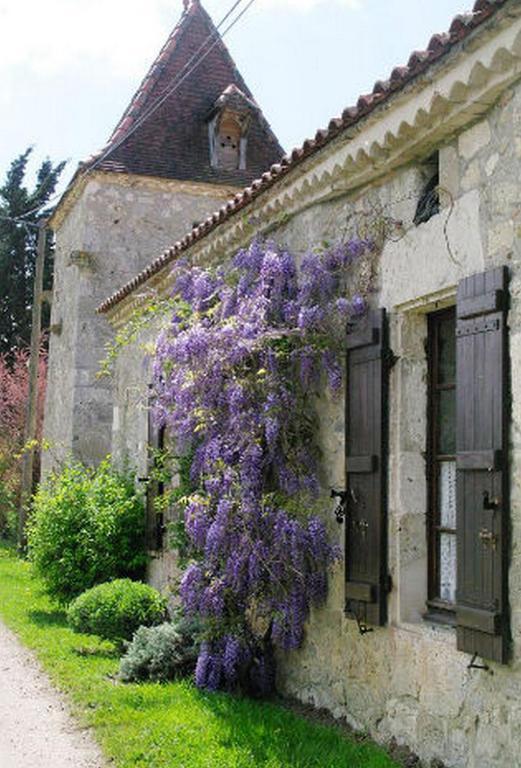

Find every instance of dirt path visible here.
[0,620,106,768]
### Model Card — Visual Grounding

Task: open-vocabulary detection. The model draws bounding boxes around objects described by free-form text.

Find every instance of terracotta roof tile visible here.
[98,0,509,315]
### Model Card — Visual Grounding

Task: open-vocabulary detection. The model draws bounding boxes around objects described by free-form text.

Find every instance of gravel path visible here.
[0,620,106,768]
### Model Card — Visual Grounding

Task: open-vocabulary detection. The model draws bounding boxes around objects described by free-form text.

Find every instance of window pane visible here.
[438,389,456,454]
[439,533,457,604]
[439,461,456,528]
[437,314,456,384]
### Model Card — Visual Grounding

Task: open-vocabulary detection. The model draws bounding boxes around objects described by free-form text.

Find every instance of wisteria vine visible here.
[152,237,374,695]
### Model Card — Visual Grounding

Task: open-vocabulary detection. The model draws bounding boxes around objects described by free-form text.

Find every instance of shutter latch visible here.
[355,519,369,538]
[483,491,500,511]
[479,527,497,551]
[331,489,348,524]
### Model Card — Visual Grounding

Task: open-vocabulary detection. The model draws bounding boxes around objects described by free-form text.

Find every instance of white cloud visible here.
[0,0,362,79]
[0,0,173,78]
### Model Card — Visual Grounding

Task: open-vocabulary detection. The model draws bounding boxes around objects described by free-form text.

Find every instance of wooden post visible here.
[18,221,47,551]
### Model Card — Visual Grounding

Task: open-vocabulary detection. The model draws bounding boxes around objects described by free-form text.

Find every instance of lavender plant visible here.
[153,238,373,695]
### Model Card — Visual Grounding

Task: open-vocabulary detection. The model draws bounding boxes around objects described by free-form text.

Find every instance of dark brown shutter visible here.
[345,309,389,627]
[456,267,509,663]
[146,397,165,551]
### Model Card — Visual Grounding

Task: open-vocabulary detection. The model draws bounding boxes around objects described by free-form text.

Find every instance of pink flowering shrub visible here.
[153,238,373,695]
[0,348,46,537]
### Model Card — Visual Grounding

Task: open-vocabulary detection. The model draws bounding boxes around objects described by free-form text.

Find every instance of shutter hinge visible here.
[387,349,400,369]
[468,652,492,673]
[346,605,374,636]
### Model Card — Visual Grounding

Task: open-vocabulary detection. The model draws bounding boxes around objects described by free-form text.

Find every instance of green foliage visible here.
[0,546,399,768]
[0,481,17,541]
[151,448,194,566]
[0,148,66,355]
[27,459,147,604]
[99,296,178,378]
[0,466,16,538]
[67,578,167,644]
[0,347,47,542]
[119,611,201,682]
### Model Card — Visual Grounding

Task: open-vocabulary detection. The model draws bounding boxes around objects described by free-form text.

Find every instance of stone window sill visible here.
[393,617,456,644]
[423,609,456,628]
[423,599,457,628]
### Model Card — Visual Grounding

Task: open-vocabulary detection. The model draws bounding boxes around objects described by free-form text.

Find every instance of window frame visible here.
[425,305,457,624]
[146,416,167,553]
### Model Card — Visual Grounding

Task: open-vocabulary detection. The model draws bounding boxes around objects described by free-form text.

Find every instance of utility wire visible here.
[106,0,245,146]
[87,0,257,175]
[8,193,62,224]
[9,0,258,226]
[0,214,40,230]
[14,158,72,222]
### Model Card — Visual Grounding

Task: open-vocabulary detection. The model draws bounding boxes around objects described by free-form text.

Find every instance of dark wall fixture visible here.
[414,152,440,226]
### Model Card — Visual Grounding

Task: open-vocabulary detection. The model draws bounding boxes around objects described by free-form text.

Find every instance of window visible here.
[147,400,167,552]
[342,268,509,659]
[414,152,440,226]
[426,307,456,621]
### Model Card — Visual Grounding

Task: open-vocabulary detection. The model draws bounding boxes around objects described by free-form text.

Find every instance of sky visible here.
[0,0,474,194]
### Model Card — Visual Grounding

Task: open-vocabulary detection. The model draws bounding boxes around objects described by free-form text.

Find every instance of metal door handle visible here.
[483,491,500,511]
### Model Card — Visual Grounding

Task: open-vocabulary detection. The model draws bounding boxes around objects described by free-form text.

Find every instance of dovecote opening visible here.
[217,113,242,170]
[209,110,249,171]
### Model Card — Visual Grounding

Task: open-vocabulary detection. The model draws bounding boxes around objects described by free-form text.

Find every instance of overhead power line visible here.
[0,214,40,230]
[12,0,258,227]
[105,0,246,145]
[86,0,258,175]
[13,158,72,222]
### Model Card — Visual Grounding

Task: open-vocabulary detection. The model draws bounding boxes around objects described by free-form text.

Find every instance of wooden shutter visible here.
[345,309,389,627]
[146,398,165,551]
[456,267,509,663]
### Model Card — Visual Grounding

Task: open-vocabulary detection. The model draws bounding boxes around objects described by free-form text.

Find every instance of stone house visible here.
[44,0,521,765]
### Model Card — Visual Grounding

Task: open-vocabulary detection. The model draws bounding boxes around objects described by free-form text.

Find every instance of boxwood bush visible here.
[28,459,146,604]
[67,578,167,644]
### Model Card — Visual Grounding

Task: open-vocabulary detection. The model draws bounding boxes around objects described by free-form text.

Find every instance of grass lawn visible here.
[0,545,398,768]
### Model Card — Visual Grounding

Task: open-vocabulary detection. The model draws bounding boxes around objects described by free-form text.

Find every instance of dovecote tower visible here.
[42,0,282,473]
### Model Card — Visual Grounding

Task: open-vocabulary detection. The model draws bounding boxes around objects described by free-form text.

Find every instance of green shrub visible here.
[0,479,17,541]
[119,612,200,682]
[67,579,167,644]
[28,459,146,604]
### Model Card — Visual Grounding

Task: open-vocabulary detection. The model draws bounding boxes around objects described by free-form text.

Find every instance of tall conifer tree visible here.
[0,149,66,356]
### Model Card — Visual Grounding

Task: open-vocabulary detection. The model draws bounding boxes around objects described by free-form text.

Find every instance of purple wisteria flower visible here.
[153,237,372,694]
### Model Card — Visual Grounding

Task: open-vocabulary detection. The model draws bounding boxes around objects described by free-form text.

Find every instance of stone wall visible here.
[110,318,180,594]
[276,85,521,768]
[104,66,521,768]
[42,173,236,475]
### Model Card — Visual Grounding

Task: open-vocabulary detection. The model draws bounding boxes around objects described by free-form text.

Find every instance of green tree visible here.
[0,148,66,356]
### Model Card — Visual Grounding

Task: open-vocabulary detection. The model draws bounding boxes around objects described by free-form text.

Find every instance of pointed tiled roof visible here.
[85,0,283,185]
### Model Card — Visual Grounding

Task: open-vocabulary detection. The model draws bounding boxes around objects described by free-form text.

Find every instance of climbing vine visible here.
[152,236,377,695]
